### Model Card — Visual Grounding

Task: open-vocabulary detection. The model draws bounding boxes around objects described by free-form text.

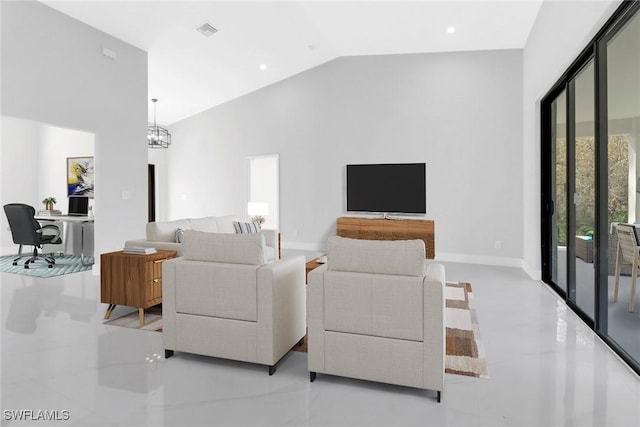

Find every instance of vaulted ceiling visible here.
[41,1,544,125]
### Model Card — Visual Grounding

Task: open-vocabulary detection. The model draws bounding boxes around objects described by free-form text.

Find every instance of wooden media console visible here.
[336,216,435,259]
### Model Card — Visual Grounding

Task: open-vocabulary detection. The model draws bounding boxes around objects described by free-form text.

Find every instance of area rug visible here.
[0,254,94,278]
[103,305,163,332]
[445,282,489,378]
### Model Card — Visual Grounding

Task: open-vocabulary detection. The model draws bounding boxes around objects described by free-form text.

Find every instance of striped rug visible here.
[0,254,94,278]
[445,282,489,378]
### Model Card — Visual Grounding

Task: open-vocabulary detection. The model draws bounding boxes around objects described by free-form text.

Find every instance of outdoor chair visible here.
[613,223,640,312]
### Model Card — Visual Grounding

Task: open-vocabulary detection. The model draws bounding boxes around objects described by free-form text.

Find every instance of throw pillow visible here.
[175,228,185,243]
[233,221,260,234]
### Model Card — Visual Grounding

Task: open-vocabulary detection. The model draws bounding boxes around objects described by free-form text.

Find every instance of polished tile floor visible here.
[1,260,639,426]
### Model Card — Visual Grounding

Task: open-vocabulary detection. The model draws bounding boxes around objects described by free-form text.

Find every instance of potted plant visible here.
[42,197,57,211]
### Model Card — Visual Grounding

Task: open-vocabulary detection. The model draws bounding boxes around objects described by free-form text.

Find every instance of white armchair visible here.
[162,230,306,374]
[307,236,445,401]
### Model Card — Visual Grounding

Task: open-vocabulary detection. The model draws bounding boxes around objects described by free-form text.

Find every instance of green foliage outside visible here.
[555,135,629,246]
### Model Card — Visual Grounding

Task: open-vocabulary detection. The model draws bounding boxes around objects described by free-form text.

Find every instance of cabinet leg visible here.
[104,304,116,320]
[165,349,174,359]
[138,308,145,326]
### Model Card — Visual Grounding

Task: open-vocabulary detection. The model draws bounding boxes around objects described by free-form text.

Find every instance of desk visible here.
[35,215,94,266]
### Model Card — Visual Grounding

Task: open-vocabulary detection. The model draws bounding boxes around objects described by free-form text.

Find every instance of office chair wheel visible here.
[12,262,17,266]
[48,264,53,268]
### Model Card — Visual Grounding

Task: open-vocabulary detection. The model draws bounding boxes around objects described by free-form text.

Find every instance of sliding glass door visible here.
[603,8,640,365]
[542,1,640,374]
[570,60,596,320]
[549,91,568,295]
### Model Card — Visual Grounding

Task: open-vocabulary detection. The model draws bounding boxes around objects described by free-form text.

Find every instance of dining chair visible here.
[614,223,639,312]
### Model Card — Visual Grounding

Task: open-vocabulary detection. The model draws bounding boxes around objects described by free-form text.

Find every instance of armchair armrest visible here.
[161,257,181,351]
[39,224,61,243]
[423,263,445,391]
[256,255,306,364]
[260,228,280,258]
[307,263,328,372]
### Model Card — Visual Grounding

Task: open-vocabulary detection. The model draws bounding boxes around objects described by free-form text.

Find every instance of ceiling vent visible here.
[196,22,218,37]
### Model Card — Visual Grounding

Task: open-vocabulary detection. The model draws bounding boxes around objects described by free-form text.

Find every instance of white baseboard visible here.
[282,242,542,280]
[1,246,18,256]
[522,260,542,281]
[281,241,325,252]
[434,252,524,269]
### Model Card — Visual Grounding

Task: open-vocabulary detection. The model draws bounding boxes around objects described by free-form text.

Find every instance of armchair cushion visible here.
[324,271,424,341]
[327,236,426,277]
[182,231,266,265]
[175,261,258,322]
[212,215,237,233]
[147,219,191,242]
[190,216,220,233]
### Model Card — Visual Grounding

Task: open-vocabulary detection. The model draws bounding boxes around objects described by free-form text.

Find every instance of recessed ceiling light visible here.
[446,26,456,34]
[259,64,267,71]
[196,22,218,37]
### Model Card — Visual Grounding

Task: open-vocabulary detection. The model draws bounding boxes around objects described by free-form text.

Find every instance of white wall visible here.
[522,0,623,279]
[168,49,524,266]
[1,117,94,253]
[1,1,148,262]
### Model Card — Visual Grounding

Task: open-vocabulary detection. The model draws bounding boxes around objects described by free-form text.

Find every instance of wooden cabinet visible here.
[336,217,435,259]
[101,250,177,325]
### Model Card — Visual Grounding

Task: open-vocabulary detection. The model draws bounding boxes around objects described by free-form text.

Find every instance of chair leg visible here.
[20,246,56,268]
[12,244,24,265]
[630,254,639,312]
[614,243,623,302]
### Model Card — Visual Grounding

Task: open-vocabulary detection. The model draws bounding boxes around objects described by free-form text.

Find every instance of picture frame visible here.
[67,156,94,198]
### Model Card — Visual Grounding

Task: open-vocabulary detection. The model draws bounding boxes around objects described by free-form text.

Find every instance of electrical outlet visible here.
[494,240,502,249]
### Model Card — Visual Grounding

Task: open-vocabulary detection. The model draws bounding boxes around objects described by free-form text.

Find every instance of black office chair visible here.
[3,203,62,268]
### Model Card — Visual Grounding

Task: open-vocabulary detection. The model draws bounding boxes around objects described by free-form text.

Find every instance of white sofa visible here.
[125,215,279,261]
[162,230,306,374]
[307,236,446,401]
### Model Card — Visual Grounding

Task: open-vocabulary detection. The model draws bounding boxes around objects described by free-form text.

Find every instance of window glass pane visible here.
[606,10,640,364]
[572,61,595,319]
[552,91,567,292]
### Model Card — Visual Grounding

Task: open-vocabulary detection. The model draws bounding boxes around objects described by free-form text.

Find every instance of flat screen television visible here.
[346,163,426,214]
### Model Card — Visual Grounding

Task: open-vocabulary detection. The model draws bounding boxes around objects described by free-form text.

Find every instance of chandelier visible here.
[147,98,171,149]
